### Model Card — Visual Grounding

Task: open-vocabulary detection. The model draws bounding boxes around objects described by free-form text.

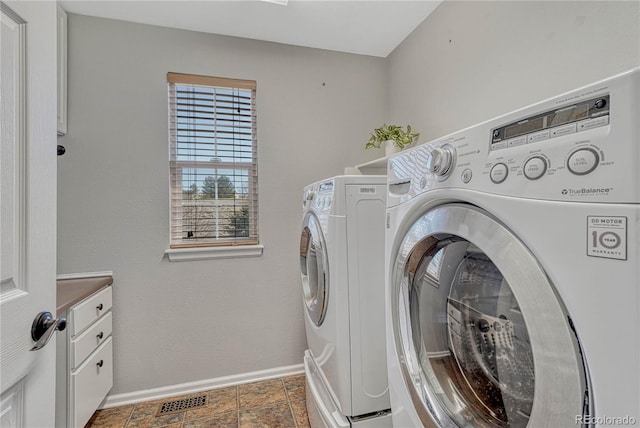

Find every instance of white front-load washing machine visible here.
[385,69,639,427]
[300,175,392,427]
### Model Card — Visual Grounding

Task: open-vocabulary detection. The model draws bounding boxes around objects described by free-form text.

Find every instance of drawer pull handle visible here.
[97,360,104,368]
[96,303,103,311]
[97,332,104,339]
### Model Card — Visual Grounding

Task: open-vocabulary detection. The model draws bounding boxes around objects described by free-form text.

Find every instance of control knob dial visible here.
[567,148,600,175]
[426,144,456,179]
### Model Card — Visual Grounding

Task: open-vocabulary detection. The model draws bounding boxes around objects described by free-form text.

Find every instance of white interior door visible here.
[1,2,58,427]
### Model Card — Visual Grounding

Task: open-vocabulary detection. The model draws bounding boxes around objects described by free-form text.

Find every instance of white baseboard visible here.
[101,363,305,409]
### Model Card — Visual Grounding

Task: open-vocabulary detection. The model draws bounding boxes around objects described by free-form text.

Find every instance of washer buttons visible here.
[567,148,600,175]
[461,169,472,183]
[490,163,508,184]
[523,156,547,180]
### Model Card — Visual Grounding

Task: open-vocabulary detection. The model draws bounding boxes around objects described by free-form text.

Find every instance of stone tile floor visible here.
[85,375,309,428]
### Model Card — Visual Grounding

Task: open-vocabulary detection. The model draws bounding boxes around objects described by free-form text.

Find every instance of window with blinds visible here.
[168,72,258,248]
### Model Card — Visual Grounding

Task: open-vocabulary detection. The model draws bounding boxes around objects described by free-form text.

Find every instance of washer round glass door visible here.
[300,212,329,326]
[391,204,589,427]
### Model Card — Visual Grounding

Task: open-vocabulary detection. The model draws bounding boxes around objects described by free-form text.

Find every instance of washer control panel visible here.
[490,95,610,152]
[387,68,639,204]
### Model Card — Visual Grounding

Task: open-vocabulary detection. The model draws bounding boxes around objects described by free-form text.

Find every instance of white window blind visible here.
[168,72,258,248]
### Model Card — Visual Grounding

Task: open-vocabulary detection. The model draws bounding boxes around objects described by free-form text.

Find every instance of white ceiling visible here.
[59,0,442,57]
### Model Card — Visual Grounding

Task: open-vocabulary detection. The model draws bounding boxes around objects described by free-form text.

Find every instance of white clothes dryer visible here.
[300,175,392,428]
[385,69,639,427]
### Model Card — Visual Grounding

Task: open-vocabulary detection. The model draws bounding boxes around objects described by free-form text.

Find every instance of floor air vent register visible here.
[156,395,208,416]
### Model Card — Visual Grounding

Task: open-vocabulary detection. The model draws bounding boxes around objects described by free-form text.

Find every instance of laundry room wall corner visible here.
[387,0,640,143]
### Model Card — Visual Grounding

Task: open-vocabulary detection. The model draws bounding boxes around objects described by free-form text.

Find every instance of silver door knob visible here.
[30,311,66,351]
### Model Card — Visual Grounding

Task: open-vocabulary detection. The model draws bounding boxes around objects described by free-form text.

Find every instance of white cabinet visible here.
[57,5,67,136]
[56,286,113,428]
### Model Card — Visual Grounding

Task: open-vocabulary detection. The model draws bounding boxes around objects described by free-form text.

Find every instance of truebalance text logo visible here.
[562,187,612,197]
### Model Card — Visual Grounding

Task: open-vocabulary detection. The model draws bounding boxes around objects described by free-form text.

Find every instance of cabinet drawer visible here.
[71,312,112,369]
[70,286,112,335]
[72,337,113,428]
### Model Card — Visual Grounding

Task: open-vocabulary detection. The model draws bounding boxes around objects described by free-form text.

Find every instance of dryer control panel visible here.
[303,179,334,214]
[388,68,639,205]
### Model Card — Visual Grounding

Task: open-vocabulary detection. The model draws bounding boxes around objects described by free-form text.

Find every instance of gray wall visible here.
[388,1,640,143]
[57,14,387,395]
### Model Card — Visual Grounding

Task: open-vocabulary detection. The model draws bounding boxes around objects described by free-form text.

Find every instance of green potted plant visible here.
[365,124,420,156]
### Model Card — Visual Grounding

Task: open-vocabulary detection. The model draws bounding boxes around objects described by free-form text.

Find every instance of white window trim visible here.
[164,244,264,262]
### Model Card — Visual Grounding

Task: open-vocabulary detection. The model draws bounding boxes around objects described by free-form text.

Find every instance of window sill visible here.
[164,244,264,262]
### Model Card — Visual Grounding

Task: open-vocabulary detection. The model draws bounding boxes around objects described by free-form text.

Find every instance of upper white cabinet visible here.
[57,5,67,136]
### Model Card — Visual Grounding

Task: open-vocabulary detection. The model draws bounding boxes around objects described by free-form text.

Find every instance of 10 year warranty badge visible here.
[587,216,627,260]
